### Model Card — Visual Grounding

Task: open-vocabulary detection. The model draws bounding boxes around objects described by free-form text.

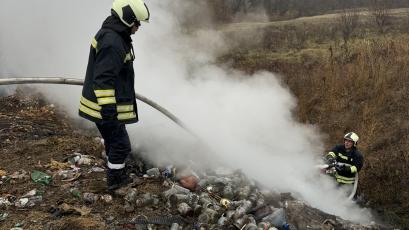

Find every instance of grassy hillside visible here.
[219,9,409,228]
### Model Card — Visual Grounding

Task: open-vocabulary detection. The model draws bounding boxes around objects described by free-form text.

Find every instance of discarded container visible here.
[125,188,138,203]
[146,168,161,177]
[258,221,272,229]
[223,185,234,200]
[262,208,290,230]
[244,223,258,230]
[177,202,193,216]
[15,198,29,208]
[68,153,93,166]
[163,185,190,198]
[170,223,179,230]
[90,167,105,173]
[162,165,176,178]
[22,189,43,198]
[83,193,99,203]
[70,188,81,199]
[217,214,229,226]
[220,198,231,208]
[124,202,135,213]
[101,194,113,203]
[135,193,154,208]
[31,170,52,185]
[0,212,8,222]
[0,198,12,207]
[198,208,219,224]
[233,200,253,220]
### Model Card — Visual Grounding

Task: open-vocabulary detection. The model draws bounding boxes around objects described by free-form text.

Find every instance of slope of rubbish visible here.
[0,93,391,230]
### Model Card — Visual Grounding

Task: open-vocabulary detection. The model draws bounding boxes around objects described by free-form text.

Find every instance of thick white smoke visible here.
[0,0,372,223]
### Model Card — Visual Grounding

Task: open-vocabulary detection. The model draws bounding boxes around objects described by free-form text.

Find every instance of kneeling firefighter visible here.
[79,0,150,191]
[325,132,364,185]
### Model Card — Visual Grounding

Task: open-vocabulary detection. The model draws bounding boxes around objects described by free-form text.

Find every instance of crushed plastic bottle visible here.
[31,170,52,185]
[262,208,290,230]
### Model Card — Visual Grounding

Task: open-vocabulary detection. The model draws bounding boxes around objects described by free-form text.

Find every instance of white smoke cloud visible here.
[0,0,373,224]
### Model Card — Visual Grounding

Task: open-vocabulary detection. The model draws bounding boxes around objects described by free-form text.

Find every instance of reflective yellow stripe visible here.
[350,166,357,173]
[97,97,116,105]
[79,105,102,119]
[117,105,133,113]
[80,96,101,111]
[338,153,349,160]
[336,178,354,184]
[335,173,355,184]
[328,152,336,158]
[124,53,132,63]
[91,37,98,49]
[118,112,136,120]
[94,89,115,98]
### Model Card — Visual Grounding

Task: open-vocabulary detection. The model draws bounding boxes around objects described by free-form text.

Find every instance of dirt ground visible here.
[0,93,179,230]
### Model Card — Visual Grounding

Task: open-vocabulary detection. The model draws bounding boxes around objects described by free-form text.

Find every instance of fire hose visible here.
[0,77,191,133]
[317,163,359,200]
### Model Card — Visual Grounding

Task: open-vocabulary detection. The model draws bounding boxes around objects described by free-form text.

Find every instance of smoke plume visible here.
[0,0,373,223]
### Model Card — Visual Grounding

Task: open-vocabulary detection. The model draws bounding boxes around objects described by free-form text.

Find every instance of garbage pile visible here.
[0,95,393,229]
[110,162,385,230]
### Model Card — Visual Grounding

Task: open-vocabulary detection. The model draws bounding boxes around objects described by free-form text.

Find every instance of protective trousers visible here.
[96,122,131,170]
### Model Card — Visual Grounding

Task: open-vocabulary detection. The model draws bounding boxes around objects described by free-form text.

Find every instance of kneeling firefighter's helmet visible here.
[112,0,150,27]
[344,132,359,146]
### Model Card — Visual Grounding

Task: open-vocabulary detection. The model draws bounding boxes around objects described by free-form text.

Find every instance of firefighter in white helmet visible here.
[79,0,149,191]
[325,132,364,185]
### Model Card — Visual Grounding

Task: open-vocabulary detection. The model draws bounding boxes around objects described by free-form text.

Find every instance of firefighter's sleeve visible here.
[92,45,124,121]
[326,146,338,161]
[349,152,364,173]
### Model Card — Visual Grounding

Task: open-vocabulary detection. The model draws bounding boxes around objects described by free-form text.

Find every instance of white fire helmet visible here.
[344,132,359,146]
[112,0,150,27]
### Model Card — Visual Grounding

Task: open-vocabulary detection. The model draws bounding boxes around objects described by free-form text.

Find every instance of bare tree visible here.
[369,0,391,34]
[338,9,360,45]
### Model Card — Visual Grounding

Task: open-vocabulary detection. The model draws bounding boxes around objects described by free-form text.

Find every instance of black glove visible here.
[335,164,350,173]
[326,156,336,165]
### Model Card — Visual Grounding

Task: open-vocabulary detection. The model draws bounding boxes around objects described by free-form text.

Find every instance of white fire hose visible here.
[0,77,191,133]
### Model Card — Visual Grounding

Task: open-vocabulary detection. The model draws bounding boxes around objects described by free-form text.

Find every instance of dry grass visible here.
[221,15,409,227]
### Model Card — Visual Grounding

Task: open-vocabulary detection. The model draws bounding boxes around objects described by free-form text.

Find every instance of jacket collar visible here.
[101,13,132,43]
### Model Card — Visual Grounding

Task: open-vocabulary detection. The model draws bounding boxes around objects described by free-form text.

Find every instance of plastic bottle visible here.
[261,208,290,230]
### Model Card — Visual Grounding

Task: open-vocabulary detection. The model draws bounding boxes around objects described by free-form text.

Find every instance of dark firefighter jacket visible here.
[79,14,138,124]
[327,145,364,184]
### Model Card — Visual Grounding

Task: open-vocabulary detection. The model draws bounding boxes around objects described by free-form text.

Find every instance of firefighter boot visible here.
[107,168,131,191]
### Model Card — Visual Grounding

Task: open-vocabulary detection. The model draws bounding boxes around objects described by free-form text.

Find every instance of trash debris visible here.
[146,168,160,177]
[179,175,199,191]
[45,159,71,170]
[58,169,81,182]
[0,212,8,222]
[83,192,99,204]
[89,166,105,173]
[70,188,82,199]
[262,208,290,230]
[162,165,176,178]
[31,170,52,185]
[57,203,91,216]
[15,198,29,208]
[0,197,12,207]
[67,153,93,166]
[15,196,42,208]
[0,170,6,177]
[10,170,28,180]
[22,189,43,198]
[101,194,113,203]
